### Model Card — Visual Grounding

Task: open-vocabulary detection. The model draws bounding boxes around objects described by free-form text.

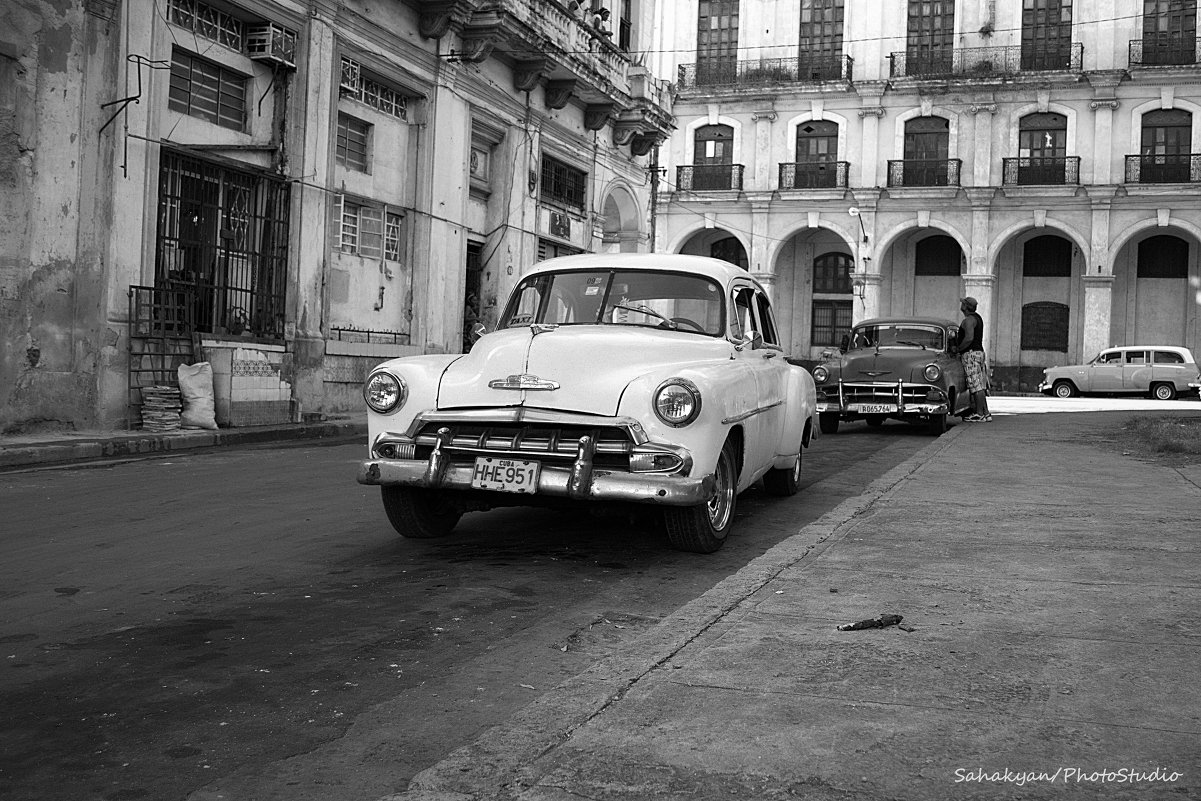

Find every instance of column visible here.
[1081,275,1114,360]
[962,274,997,355]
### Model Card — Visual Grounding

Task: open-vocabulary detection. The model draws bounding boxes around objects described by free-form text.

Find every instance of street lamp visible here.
[848,207,869,243]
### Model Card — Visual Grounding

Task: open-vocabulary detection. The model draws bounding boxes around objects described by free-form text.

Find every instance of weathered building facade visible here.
[1,0,671,432]
[650,0,1201,389]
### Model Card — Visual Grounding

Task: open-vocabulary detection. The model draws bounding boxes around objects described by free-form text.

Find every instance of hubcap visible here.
[707,453,735,531]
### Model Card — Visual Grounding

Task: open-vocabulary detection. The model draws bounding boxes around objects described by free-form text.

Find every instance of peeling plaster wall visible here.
[0,0,116,433]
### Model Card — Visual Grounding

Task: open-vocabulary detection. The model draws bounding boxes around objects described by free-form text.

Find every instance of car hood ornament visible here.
[860,370,891,377]
[488,373,560,391]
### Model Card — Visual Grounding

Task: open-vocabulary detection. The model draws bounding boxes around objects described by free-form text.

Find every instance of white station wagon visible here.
[357,253,820,553]
[1038,346,1200,400]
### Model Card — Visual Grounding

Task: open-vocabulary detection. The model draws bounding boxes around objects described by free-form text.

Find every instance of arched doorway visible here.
[678,229,748,269]
[1112,233,1196,346]
[772,227,853,360]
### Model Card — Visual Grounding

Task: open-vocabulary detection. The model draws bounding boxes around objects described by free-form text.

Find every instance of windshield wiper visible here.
[609,303,676,329]
[895,340,926,349]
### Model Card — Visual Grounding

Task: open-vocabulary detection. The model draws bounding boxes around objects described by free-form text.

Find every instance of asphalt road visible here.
[0,425,936,801]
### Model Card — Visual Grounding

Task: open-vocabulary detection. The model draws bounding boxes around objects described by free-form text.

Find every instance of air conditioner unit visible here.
[246,23,297,69]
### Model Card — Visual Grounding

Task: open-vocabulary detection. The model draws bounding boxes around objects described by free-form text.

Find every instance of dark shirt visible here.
[957,311,983,352]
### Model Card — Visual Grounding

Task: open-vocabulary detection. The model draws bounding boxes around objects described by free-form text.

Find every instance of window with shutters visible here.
[168,47,247,132]
[336,113,371,172]
[333,195,403,260]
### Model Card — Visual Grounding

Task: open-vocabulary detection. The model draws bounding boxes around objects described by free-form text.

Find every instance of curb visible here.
[0,420,366,471]
[384,425,967,801]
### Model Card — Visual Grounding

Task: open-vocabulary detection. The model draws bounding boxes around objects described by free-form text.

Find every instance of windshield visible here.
[849,323,946,351]
[499,269,725,336]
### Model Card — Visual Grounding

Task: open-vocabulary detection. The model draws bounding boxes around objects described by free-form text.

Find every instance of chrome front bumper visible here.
[357,458,715,506]
[816,379,949,416]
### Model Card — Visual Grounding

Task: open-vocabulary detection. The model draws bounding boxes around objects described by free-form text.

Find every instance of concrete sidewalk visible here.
[387,410,1201,801]
[0,417,366,471]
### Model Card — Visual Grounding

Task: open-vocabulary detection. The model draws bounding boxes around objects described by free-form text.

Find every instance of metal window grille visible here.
[155,149,289,340]
[812,299,852,346]
[336,113,371,172]
[339,56,407,120]
[540,156,587,210]
[167,0,244,50]
[169,47,247,131]
[385,212,403,261]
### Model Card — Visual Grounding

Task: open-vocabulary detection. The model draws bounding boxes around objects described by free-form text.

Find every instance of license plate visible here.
[854,404,897,414]
[470,457,540,493]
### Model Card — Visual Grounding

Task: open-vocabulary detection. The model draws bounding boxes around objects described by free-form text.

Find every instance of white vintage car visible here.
[357,253,819,553]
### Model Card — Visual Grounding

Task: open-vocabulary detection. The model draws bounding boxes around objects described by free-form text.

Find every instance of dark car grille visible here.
[413,422,634,469]
[836,382,935,405]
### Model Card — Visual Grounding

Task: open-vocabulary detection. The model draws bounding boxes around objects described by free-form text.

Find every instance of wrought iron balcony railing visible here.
[778,161,850,189]
[678,55,853,89]
[1129,37,1201,66]
[676,164,745,191]
[889,42,1083,78]
[1002,156,1081,186]
[886,159,962,187]
[1124,154,1201,183]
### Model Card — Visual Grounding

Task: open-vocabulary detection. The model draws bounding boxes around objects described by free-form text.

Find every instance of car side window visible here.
[1154,351,1184,364]
[1125,351,1148,365]
[730,286,755,340]
[753,292,780,347]
[1097,351,1120,364]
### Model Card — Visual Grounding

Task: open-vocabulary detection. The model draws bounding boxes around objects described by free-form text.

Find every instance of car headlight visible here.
[654,378,701,427]
[923,364,942,382]
[363,371,406,413]
[812,365,829,383]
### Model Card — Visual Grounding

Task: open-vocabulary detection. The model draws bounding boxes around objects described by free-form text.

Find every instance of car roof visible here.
[521,253,761,288]
[1101,345,1196,357]
[855,316,958,328]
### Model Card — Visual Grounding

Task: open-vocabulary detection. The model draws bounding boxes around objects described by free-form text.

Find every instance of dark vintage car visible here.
[810,317,972,435]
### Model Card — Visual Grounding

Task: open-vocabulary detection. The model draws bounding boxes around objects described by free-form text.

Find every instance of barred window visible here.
[384,212,404,261]
[336,113,371,172]
[340,57,407,120]
[812,299,852,346]
[167,0,243,50]
[540,156,587,210]
[334,196,404,261]
[169,48,247,131]
[1021,301,1069,351]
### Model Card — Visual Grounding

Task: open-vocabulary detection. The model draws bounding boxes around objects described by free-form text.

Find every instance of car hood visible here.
[438,326,730,415]
[823,348,944,383]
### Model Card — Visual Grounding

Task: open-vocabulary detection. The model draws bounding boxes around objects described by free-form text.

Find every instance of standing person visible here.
[954,296,992,422]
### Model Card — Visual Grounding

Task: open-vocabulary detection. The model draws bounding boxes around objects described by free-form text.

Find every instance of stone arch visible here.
[987,218,1089,269]
[1008,102,1079,156]
[597,181,643,253]
[781,110,851,164]
[892,106,961,159]
[683,115,743,165]
[1127,97,1201,156]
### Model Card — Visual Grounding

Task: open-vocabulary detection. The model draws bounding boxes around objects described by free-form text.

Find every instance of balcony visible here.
[886,159,962,187]
[676,164,745,192]
[1002,156,1081,186]
[889,43,1083,78]
[414,0,673,144]
[1124,154,1201,184]
[778,161,850,190]
[1129,37,1200,66]
[677,55,853,90]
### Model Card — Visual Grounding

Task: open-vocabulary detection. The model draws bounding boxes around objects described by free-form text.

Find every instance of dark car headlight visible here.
[812,365,829,383]
[923,364,942,382]
[364,371,406,414]
[654,378,701,427]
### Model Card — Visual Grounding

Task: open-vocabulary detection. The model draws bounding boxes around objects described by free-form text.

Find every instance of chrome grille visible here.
[839,382,933,405]
[413,422,633,467]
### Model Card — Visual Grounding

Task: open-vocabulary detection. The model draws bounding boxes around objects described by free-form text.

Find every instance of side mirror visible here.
[468,322,488,344]
[839,333,850,353]
[734,330,764,351]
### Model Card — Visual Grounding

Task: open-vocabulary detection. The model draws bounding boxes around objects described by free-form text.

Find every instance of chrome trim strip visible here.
[403,409,651,445]
[721,399,783,425]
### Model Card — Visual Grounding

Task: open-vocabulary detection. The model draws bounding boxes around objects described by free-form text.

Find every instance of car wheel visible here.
[763,447,801,497]
[1151,382,1177,401]
[819,413,840,435]
[865,415,886,427]
[664,438,737,553]
[380,486,462,538]
[928,413,947,435]
[1052,380,1078,398]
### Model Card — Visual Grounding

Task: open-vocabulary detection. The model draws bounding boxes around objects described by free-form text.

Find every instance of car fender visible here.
[364,354,462,442]
[778,364,818,459]
[616,359,760,480]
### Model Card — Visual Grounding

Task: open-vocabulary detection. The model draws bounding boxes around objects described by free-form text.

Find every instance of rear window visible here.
[1154,351,1185,364]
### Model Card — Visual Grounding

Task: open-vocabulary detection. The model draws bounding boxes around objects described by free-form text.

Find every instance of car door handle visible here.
[763,351,777,359]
